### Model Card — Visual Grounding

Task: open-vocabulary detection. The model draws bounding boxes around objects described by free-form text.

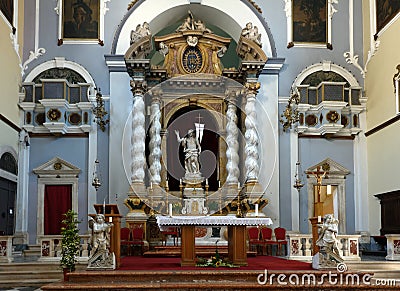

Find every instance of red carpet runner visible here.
[119,256,312,271]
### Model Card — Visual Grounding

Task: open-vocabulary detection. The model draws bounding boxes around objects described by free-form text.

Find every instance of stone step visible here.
[0,278,60,289]
[346,261,400,271]
[40,270,395,290]
[23,244,42,257]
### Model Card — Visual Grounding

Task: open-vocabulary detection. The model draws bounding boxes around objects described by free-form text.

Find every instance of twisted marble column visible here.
[130,79,147,183]
[244,82,260,182]
[149,92,162,185]
[225,94,240,185]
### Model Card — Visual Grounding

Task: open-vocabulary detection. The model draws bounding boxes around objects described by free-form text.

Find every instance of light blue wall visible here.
[277,104,293,230]
[299,138,355,234]
[28,137,88,244]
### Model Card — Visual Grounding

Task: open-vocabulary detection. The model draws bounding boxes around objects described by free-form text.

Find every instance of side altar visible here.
[157,215,272,266]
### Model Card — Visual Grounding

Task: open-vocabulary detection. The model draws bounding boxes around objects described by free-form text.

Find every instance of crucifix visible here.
[307,165,328,255]
[307,166,327,217]
[194,113,205,143]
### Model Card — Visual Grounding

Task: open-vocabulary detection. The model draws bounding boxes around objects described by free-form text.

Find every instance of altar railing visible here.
[37,234,90,262]
[0,236,13,263]
[286,233,361,261]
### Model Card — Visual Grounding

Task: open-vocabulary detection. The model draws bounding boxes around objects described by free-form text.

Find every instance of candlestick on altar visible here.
[169,203,173,217]
[255,204,259,216]
[103,198,106,215]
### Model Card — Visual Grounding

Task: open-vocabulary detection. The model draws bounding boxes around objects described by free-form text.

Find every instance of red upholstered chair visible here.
[120,227,134,256]
[247,227,262,254]
[274,227,288,256]
[160,227,179,246]
[260,227,277,256]
[131,227,145,255]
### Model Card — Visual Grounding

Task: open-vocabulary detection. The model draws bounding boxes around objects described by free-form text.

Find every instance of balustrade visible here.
[286,233,361,261]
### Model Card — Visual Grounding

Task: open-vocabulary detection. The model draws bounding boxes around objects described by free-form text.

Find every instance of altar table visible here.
[157,216,273,266]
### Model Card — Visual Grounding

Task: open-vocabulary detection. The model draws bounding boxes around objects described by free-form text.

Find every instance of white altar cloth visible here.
[156,215,272,230]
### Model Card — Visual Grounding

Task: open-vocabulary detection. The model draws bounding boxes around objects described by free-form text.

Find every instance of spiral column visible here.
[244,82,261,183]
[149,91,162,185]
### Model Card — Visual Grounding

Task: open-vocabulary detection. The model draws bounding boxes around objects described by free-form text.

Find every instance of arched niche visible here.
[165,105,223,192]
[23,57,96,98]
[113,0,275,57]
[293,61,361,88]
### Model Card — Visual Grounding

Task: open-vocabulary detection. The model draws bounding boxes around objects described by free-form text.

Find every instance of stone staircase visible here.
[0,262,63,288]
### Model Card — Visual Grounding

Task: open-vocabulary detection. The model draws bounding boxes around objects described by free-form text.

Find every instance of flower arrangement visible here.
[196,240,238,268]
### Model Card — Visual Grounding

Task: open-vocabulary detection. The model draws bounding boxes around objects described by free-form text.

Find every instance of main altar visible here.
[157,216,272,266]
[120,12,271,256]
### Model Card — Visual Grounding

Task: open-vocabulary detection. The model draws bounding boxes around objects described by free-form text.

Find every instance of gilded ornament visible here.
[326,111,340,123]
[54,162,62,170]
[245,82,261,93]
[182,46,203,74]
[47,109,62,121]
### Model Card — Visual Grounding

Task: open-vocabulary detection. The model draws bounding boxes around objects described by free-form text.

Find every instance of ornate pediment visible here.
[154,32,230,77]
[306,158,350,179]
[153,12,231,77]
[33,157,80,177]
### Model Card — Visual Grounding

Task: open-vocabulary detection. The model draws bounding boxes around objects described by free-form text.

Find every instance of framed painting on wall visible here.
[286,0,337,49]
[57,0,106,45]
[376,0,400,35]
[0,0,13,26]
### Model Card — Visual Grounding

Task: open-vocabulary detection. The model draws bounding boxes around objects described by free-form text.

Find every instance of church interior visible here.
[0,0,400,289]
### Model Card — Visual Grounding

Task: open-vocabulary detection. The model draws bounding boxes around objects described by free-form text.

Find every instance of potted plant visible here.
[60,209,81,280]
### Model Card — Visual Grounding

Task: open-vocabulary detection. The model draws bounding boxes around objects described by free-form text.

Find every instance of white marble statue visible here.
[176,10,212,34]
[130,22,151,45]
[313,214,343,269]
[241,22,262,46]
[175,129,201,175]
[87,214,115,269]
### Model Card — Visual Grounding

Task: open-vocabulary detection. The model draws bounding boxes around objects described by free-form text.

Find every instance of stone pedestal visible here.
[385,234,400,261]
[182,187,208,215]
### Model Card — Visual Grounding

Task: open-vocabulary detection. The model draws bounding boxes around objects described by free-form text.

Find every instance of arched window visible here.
[0,152,18,175]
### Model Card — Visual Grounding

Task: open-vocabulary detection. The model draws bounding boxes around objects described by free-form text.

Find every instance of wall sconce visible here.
[93,89,109,132]
[293,161,304,191]
[92,159,101,191]
[280,88,300,132]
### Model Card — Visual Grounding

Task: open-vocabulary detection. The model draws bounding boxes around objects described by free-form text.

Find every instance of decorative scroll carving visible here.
[130,79,148,95]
